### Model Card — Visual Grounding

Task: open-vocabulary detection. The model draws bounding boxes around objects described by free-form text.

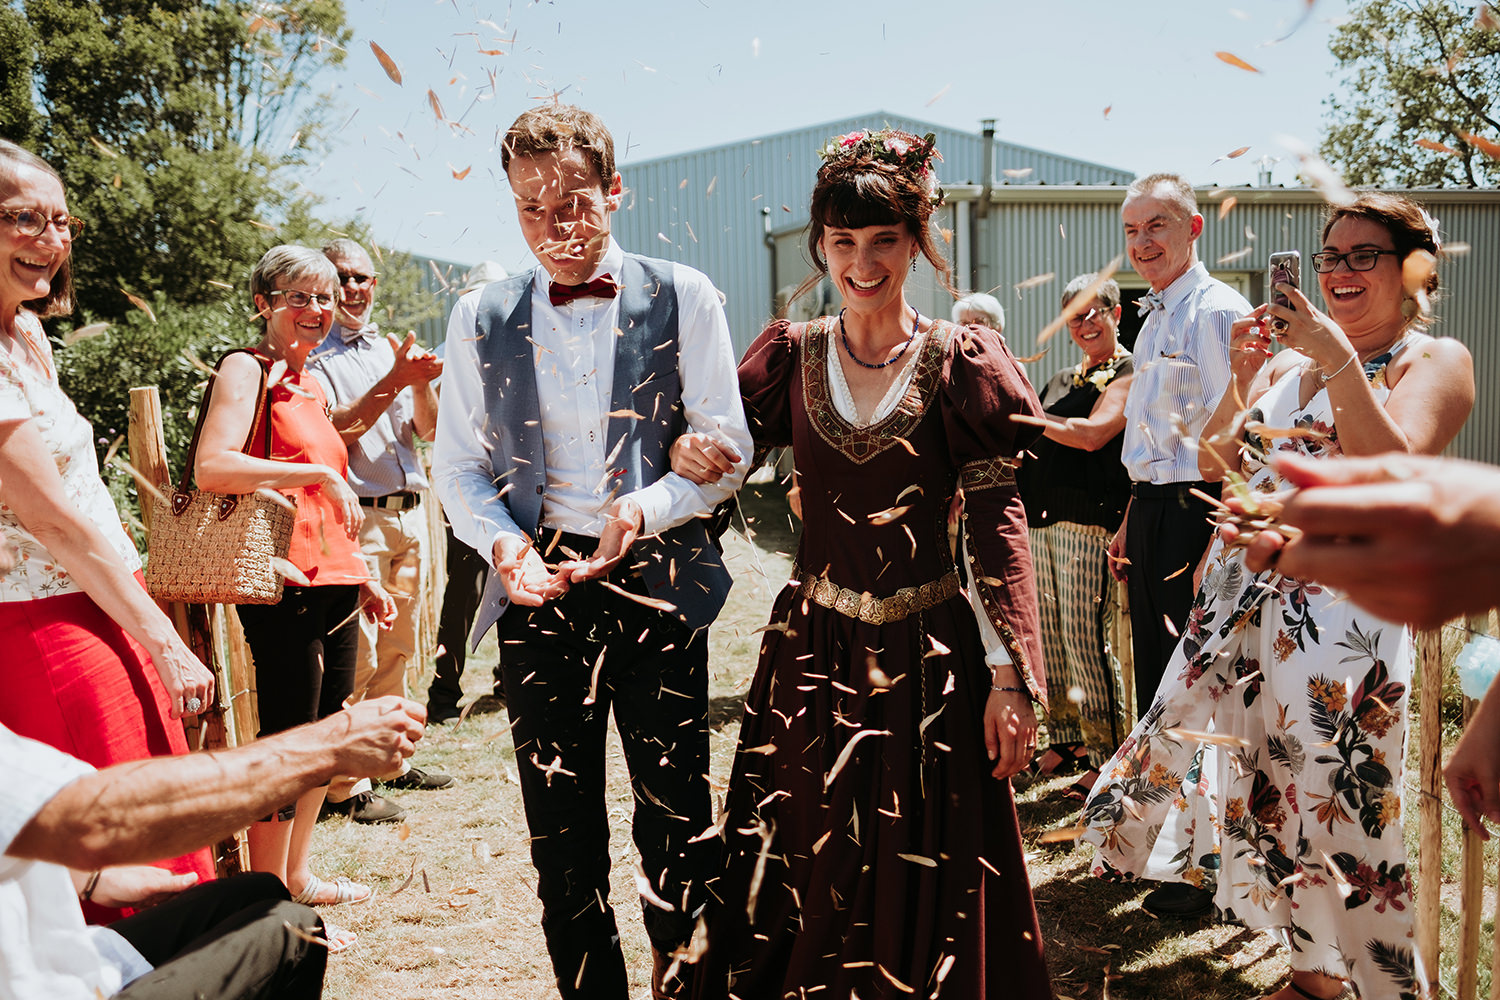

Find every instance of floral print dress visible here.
[1082,342,1423,1000]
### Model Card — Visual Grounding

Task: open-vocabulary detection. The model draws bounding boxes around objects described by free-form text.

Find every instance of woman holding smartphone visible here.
[1082,193,1473,1000]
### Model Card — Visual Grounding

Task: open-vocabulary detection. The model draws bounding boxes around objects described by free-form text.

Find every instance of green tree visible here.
[0,5,38,144]
[1323,1,1500,187]
[5,0,351,320]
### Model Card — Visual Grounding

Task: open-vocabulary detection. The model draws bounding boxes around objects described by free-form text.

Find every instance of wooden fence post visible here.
[128,386,248,875]
[1416,626,1444,997]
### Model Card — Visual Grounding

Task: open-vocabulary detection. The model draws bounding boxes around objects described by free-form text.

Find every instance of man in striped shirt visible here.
[1106,174,1249,917]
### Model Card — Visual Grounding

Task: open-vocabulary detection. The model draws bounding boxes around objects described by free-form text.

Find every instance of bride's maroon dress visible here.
[694,318,1053,999]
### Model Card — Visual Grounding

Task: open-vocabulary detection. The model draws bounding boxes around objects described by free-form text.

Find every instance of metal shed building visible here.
[610,112,1500,465]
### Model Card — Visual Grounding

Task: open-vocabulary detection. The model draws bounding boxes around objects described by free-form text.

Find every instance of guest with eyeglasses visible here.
[1015,273,1134,798]
[0,138,218,919]
[1083,192,1473,1000]
[308,239,452,825]
[193,244,397,950]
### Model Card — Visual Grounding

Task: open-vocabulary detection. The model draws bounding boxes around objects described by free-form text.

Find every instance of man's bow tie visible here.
[340,322,379,345]
[1136,290,1165,318]
[549,275,618,307]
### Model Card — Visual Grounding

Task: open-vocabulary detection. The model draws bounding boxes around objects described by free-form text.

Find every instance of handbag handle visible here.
[170,349,274,519]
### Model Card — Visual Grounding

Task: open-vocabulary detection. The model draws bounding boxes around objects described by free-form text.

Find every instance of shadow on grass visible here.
[1018,783,1284,999]
[707,691,746,731]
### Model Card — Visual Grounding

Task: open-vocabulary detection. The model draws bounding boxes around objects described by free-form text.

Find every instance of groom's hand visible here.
[493,536,570,605]
[562,499,643,583]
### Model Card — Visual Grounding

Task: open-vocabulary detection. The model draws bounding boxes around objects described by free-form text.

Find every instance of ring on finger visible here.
[185,696,203,713]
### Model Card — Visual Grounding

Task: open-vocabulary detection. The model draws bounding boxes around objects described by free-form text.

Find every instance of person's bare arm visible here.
[194,351,362,538]
[1037,374,1131,452]
[1229,453,1500,629]
[0,418,213,719]
[9,697,425,870]
[326,333,442,444]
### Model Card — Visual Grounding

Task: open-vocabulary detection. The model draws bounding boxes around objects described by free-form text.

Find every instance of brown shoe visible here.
[651,947,691,1000]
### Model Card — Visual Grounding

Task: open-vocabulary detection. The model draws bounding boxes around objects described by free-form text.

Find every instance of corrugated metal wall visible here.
[612,111,1133,354]
[986,188,1500,465]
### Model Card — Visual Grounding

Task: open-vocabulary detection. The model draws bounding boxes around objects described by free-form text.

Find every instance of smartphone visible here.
[1268,250,1300,310]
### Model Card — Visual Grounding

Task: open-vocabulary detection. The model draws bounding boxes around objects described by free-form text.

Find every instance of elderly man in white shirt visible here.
[1105,172,1250,920]
[434,104,750,1000]
[310,238,452,825]
[0,696,425,999]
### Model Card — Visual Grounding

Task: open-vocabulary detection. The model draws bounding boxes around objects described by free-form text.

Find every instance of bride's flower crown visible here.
[818,128,943,204]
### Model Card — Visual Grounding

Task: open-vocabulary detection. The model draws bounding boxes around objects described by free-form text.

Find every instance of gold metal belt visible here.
[794,567,961,626]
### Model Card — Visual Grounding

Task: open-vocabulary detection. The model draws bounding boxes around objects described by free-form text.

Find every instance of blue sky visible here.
[301,0,1353,271]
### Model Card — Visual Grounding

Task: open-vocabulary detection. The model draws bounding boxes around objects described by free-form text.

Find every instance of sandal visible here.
[324,921,358,954]
[1065,768,1101,802]
[291,874,372,907]
[1033,742,1089,777]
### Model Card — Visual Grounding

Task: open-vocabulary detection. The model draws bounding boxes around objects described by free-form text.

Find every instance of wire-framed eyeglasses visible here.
[268,289,336,309]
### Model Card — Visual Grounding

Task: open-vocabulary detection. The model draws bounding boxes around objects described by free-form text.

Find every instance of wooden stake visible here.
[1457,689,1485,1000]
[1416,626,1444,998]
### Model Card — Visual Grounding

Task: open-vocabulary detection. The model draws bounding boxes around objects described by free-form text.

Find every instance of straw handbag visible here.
[145,350,296,605]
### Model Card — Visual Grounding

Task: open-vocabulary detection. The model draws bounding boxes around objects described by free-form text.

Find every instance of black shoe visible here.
[1141,882,1214,919]
[426,704,461,726]
[379,765,454,792]
[320,790,407,824]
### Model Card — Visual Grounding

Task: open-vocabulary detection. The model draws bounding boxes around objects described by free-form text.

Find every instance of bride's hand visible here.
[984,686,1037,780]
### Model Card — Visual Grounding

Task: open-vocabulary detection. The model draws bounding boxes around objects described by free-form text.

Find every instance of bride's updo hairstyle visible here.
[800,129,954,301]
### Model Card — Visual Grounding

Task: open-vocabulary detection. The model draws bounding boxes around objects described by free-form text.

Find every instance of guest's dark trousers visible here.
[427,521,498,714]
[498,550,713,1000]
[1124,481,1221,720]
[112,872,326,999]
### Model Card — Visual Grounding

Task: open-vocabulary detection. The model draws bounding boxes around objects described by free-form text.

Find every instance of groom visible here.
[433,104,751,999]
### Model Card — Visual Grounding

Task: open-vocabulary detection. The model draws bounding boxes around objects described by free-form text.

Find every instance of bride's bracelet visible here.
[991,684,1026,695]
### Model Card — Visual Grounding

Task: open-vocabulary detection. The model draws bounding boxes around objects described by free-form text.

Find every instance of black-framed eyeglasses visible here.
[1310,249,1400,273]
[336,271,374,286]
[1,208,85,239]
[268,289,335,309]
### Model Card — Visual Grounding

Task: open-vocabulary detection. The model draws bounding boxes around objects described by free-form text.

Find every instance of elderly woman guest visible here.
[951,290,1006,333]
[1083,193,1473,1000]
[194,245,394,936]
[1016,274,1133,797]
[681,128,1051,999]
[0,139,216,909]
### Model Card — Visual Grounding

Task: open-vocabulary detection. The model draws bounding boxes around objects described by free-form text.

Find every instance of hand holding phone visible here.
[1267,251,1300,334]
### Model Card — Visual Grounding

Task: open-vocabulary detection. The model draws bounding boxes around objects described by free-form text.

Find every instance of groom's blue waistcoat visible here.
[465,253,732,648]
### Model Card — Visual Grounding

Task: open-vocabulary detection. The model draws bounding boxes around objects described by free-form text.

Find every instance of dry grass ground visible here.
[313,483,1495,1000]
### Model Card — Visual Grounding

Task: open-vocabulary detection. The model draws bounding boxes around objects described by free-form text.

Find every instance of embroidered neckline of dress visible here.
[826,316,930,427]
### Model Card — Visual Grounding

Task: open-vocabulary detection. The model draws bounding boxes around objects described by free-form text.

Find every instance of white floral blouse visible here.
[0,312,140,602]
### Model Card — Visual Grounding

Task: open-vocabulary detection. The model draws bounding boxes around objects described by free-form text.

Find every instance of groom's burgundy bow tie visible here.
[548,275,618,307]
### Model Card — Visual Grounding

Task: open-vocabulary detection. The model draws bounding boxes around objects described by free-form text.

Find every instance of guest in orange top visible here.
[194,245,395,946]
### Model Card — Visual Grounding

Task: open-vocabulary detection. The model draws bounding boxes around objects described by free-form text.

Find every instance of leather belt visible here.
[794,566,961,626]
[1129,480,1219,500]
[358,492,421,510]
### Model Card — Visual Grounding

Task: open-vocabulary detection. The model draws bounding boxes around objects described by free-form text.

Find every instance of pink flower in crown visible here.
[840,131,865,148]
[884,135,910,156]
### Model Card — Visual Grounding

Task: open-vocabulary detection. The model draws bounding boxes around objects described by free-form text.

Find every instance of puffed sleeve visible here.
[736,319,801,454]
[941,323,1049,706]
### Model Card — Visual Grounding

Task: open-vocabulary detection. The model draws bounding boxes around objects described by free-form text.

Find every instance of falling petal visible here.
[925,83,952,106]
[88,136,119,158]
[1162,727,1252,748]
[63,322,110,345]
[451,164,472,179]
[121,290,157,323]
[370,41,403,84]
[1414,138,1462,156]
[1001,167,1034,180]
[1013,271,1055,291]
[427,89,446,123]
[271,557,312,586]
[1102,105,1112,119]
[1460,131,1500,161]
[1217,196,1238,220]
[1215,51,1261,72]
